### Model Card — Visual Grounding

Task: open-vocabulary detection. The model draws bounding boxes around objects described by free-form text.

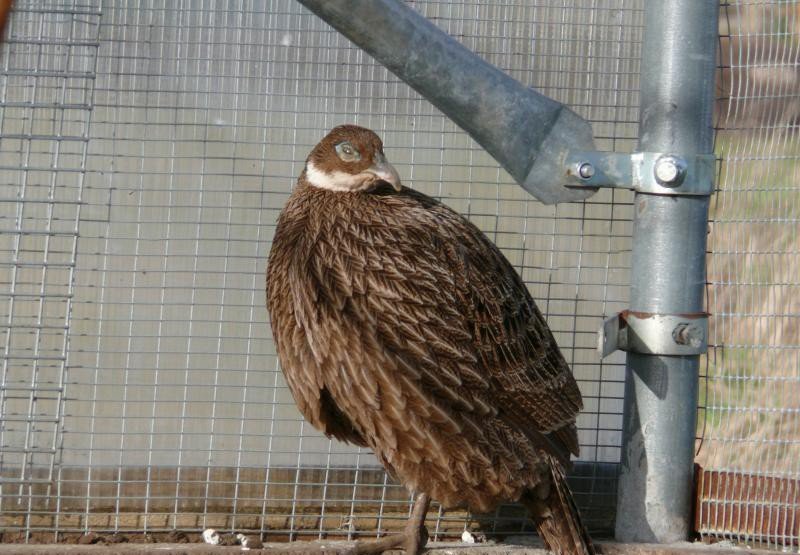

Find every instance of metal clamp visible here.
[598,310,708,357]
[565,151,716,196]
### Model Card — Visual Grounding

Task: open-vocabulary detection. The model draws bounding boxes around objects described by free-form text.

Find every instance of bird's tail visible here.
[521,462,596,555]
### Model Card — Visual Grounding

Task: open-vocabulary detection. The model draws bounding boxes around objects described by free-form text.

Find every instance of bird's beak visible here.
[368,154,402,191]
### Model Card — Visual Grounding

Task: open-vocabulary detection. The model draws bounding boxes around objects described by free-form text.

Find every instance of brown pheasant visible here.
[266,125,595,555]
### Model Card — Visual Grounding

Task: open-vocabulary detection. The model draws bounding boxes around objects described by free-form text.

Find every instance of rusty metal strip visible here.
[694,466,800,545]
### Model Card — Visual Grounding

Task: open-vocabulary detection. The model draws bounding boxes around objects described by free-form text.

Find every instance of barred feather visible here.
[266,125,593,553]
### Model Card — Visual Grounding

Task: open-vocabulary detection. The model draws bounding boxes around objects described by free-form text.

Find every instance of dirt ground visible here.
[0,540,777,555]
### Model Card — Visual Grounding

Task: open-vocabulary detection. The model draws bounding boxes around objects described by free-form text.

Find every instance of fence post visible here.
[615,0,719,543]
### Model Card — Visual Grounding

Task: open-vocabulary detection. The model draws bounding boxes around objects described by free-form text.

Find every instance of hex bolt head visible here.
[654,155,687,187]
[578,162,595,179]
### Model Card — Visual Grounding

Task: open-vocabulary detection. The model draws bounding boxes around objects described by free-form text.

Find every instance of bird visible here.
[266,124,595,555]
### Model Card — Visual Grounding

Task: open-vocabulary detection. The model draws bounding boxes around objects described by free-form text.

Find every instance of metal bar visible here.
[0,477,53,485]
[615,0,719,543]
[0,447,57,454]
[0,134,89,141]
[295,0,598,205]
[0,385,64,392]
[0,415,60,423]
[9,7,102,16]
[695,468,800,546]
[0,69,95,79]
[564,151,716,196]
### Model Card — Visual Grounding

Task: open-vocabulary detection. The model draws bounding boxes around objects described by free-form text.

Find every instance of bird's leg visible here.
[347,492,431,555]
[401,492,431,554]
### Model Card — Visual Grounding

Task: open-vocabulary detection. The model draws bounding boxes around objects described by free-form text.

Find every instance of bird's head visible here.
[303,125,402,193]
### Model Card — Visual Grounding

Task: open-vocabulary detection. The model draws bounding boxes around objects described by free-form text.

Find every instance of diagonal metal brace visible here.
[564,151,716,196]
[598,310,708,358]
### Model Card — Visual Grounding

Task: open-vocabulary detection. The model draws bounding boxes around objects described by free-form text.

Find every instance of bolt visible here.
[654,155,687,186]
[673,322,703,348]
[578,162,595,179]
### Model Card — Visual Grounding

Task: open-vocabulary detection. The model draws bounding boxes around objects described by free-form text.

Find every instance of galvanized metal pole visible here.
[615,1,719,543]
[296,0,597,205]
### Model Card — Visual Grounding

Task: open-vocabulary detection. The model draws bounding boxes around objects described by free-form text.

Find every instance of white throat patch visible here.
[305,160,366,192]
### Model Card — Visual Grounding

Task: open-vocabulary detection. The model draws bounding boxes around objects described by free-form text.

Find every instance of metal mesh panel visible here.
[0,0,642,543]
[0,0,101,531]
[696,0,800,549]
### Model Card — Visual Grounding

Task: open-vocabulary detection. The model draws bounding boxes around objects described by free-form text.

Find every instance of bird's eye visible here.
[335,141,361,162]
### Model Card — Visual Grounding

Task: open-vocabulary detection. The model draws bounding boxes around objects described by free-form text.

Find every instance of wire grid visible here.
[697,0,800,550]
[0,0,101,535]
[0,0,641,543]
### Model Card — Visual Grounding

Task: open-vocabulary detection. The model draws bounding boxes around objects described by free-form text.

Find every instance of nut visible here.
[654,155,687,186]
[578,162,595,179]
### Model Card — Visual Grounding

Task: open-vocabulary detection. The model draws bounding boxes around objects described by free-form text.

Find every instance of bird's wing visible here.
[267,201,368,447]
[459,217,584,456]
[415,191,583,456]
[284,196,492,459]
[297,188,582,459]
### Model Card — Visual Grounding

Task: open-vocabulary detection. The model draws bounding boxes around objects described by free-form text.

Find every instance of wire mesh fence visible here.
[0,0,794,550]
[0,0,101,538]
[696,1,800,550]
[0,0,638,543]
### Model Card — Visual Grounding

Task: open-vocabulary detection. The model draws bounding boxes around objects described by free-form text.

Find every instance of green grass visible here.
[697,130,799,473]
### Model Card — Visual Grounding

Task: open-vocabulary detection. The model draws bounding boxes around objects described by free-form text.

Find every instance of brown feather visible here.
[266,125,594,552]
[522,458,596,555]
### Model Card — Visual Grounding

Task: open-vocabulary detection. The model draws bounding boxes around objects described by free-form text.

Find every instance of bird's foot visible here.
[345,492,431,555]
[344,526,427,555]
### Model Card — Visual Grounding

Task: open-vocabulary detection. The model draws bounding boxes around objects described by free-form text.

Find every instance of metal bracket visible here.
[564,151,716,196]
[598,310,708,357]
